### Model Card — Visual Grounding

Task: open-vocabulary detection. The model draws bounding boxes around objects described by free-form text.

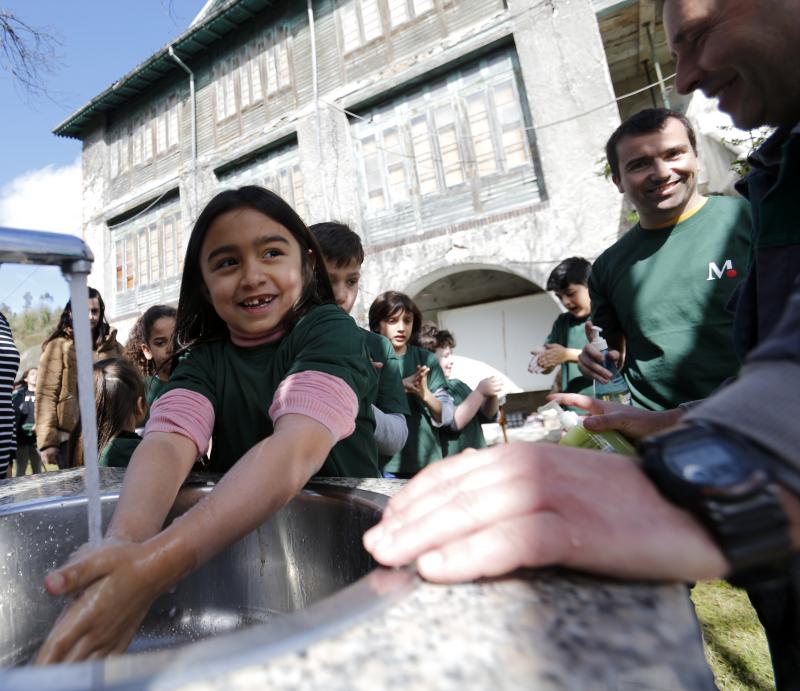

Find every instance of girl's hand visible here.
[34,538,180,664]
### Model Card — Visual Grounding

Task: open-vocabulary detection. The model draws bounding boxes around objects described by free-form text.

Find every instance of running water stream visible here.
[67,272,102,546]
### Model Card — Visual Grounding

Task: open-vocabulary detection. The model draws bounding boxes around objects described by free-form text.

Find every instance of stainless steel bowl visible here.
[0,482,414,690]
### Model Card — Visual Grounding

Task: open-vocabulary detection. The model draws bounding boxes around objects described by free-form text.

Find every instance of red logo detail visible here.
[726,269,737,278]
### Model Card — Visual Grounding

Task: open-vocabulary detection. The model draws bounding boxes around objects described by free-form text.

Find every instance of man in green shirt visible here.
[579,108,752,410]
[309,222,410,464]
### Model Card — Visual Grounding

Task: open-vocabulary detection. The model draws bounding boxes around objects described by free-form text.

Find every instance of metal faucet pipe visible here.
[0,226,94,276]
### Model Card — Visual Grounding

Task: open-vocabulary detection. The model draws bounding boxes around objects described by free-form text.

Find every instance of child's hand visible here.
[538,344,567,369]
[34,537,179,663]
[477,376,503,398]
[403,365,430,398]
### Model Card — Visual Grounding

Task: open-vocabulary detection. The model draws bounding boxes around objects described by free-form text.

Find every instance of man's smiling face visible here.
[612,116,701,228]
[664,0,800,129]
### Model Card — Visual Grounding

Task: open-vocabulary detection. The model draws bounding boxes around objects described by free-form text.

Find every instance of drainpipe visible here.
[169,46,198,217]
[644,22,671,109]
[307,0,330,219]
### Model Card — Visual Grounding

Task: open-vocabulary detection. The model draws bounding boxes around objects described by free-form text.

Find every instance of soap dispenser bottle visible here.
[589,326,631,405]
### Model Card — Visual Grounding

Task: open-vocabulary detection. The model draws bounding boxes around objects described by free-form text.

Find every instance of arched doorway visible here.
[406,266,561,393]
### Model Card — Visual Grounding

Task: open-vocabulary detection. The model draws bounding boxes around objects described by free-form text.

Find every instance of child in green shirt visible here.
[95,358,146,468]
[419,323,501,456]
[533,257,594,399]
[36,186,381,664]
[124,304,177,408]
[369,291,454,477]
[309,222,410,463]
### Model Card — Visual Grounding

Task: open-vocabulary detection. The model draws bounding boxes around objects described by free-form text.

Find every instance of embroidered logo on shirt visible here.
[707,259,737,281]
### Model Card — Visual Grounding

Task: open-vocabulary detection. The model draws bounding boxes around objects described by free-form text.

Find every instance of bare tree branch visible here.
[0,10,60,98]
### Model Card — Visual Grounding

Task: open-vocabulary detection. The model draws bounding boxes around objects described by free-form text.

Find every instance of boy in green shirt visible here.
[309,222,410,463]
[420,324,501,456]
[533,257,594,399]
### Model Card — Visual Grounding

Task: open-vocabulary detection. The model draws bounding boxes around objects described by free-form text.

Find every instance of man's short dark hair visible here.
[546,257,592,293]
[418,322,456,352]
[308,221,365,268]
[605,108,697,180]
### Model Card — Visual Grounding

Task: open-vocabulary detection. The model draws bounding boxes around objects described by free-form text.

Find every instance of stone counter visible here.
[0,470,716,690]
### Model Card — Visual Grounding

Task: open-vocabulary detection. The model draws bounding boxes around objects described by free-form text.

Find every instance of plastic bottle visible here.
[538,401,636,455]
[589,326,631,405]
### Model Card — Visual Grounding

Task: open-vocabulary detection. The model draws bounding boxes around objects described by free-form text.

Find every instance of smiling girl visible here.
[369,291,453,478]
[124,304,177,409]
[35,187,381,663]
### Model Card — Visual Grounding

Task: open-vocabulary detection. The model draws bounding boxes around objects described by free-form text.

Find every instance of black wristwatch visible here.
[639,423,793,587]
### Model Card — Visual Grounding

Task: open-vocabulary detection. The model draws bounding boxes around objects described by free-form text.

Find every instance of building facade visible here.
[55,0,673,390]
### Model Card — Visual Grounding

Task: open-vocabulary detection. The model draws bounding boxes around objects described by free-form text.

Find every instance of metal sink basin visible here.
[0,481,414,690]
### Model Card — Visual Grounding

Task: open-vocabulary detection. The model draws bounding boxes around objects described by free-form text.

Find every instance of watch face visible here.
[663,440,753,487]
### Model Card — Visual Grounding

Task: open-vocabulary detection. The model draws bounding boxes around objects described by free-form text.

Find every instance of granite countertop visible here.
[0,470,716,690]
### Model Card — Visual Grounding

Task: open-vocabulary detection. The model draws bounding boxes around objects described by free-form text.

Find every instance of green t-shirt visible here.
[99,431,142,468]
[382,345,448,475]
[545,312,593,397]
[363,329,411,467]
[439,378,489,456]
[363,330,411,417]
[589,195,752,410]
[160,304,381,478]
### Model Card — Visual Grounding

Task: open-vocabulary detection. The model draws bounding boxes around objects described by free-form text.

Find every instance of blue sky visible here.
[0,0,203,313]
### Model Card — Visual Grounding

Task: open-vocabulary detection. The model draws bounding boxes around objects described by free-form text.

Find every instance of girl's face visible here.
[380,309,414,354]
[142,316,176,374]
[200,208,304,337]
[435,346,454,378]
[25,368,37,389]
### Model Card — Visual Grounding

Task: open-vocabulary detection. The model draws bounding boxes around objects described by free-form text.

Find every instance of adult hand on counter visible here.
[34,535,189,664]
[363,443,728,584]
[549,393,684,440]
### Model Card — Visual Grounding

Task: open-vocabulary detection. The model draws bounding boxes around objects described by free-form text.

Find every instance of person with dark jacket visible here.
[12,368,42,476]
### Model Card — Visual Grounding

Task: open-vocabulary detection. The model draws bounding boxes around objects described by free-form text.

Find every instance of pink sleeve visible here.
[268,371,358,442]
[144,388,215,456]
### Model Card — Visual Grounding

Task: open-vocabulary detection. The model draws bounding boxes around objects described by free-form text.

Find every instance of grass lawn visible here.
[692,581,775,690]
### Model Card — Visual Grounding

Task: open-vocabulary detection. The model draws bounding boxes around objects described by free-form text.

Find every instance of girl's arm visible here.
[35,414,333,664]
[452,378,502,431]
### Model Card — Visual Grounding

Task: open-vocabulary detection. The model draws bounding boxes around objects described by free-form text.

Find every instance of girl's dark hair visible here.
[418,322,456,352]
[124,304,177,377]
[94,358,145,454]
[43,287,110,348]
[173,186,334,362]
[368,291,422,346]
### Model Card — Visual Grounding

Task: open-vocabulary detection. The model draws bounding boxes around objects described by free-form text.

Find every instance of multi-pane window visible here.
[388,0,435,28]
[218,143,306,220]
[337,0,384,52]
[351,50,537,221]
[113,204,183,294]
[110,96,180,178]
[216,33,290,122]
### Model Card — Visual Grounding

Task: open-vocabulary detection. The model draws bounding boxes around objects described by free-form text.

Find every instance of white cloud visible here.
[0,157,82,235]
